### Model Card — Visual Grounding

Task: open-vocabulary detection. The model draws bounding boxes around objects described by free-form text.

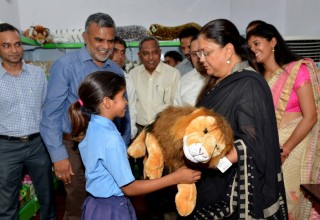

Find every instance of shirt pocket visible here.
[156,86,172,105]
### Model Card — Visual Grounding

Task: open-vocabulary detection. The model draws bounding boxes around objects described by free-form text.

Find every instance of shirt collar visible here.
[80,46,92,62]
[0,63,6,78]
[91,114,117,129]
[194,69,206,79]
[141,61,164,76]
[0,60,28,78]
[80,46,112,68]
[21,60,29,73]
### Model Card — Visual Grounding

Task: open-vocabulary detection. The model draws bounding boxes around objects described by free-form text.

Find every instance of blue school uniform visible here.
[79,115,136,220]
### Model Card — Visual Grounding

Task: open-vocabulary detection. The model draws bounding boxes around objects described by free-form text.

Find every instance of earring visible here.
[272,48,275,53]
[227,60,230,64]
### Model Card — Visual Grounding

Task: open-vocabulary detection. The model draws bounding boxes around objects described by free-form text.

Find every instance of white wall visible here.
[285,0,320,36]
[230,0,287,34]
[0,0,20,28]
[0,0,319,37]
[13,0,231,31]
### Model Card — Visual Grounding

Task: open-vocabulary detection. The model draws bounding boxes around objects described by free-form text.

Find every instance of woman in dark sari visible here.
[183,19,288,219]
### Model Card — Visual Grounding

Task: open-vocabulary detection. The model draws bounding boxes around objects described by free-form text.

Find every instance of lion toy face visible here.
[183,115,228,164]
[127,106,234,216]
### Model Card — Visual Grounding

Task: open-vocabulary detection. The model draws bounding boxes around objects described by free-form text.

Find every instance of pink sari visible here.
[268,58,320,219]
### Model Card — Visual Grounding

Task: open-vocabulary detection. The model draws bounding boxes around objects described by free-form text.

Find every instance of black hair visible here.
[138,36,159,51]
[164,50,183,62]
[200,18,250,61]
[191,35,199,43]
[114,36,127,49]
[69,71,126,140]
[245,20,267,34]
[85,13,115,33]
[246,23,299,74]
[0,23,20,35]
[178,27,200,40]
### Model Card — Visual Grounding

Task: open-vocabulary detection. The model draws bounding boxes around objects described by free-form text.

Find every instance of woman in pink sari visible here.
[247,23,320,220]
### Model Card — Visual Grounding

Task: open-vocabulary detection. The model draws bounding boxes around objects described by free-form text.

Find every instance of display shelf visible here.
[126,40,180,47]
[18,175,59,220]
[21,36,180,49]
[21,37,83,49]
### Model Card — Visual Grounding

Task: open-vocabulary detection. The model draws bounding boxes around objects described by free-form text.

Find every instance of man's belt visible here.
[0,133,40,142]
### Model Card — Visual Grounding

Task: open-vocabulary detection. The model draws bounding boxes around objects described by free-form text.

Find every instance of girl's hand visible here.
[172,166,201,184]
[280,147,289,164]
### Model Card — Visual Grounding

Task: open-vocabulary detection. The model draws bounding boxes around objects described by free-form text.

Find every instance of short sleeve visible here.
[293,64,311,91]
[103,133,135,187]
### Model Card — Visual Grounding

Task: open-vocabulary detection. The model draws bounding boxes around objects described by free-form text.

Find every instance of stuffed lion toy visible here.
[127,106,234,216]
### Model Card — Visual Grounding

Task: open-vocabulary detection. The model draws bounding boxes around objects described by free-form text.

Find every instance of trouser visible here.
[63,140,87,220]
[0,135,56,220]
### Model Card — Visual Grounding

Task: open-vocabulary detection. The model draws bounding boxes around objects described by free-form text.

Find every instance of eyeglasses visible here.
[196,49,216,58]
[190,51,198,57]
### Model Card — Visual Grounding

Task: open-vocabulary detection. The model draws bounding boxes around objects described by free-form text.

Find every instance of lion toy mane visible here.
[127,106,234,216]
[23,25,53,45]
[149,22,201,41]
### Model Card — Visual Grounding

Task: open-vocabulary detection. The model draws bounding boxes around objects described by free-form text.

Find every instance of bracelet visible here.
[280,148,290,157]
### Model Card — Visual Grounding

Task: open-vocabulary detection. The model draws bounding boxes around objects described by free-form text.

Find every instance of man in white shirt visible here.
[174,36,207,106]
[129,36,180,129]
[175,27,200,75]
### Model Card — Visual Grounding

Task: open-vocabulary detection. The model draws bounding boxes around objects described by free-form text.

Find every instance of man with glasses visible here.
[175,27,200,75]
[174,36,207,106]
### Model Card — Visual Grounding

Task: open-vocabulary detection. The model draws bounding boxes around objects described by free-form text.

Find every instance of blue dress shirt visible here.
[40,46,131,162]
[0,61,47,136]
